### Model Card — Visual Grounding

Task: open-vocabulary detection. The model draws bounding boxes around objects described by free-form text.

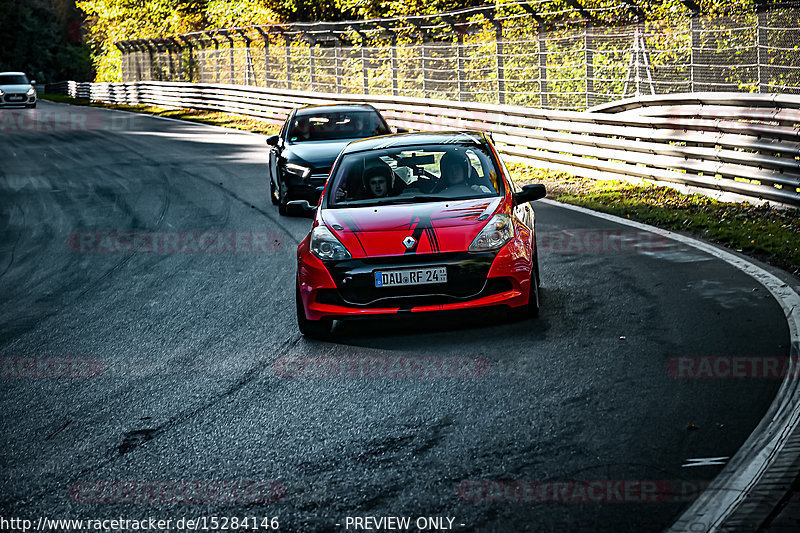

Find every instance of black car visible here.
[266,104,399,215]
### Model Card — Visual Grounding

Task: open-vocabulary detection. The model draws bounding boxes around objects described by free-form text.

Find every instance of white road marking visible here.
[683,457,730,468]
[542,199,800,533]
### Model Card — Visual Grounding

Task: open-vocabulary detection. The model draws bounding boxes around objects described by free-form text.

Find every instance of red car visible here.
[289,131,546,338]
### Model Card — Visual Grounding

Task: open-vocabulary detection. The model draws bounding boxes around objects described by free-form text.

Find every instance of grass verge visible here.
[510,163,800,278]
[41,94,799,277]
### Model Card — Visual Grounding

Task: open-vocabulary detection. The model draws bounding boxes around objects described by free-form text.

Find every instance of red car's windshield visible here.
[327,143,504,208]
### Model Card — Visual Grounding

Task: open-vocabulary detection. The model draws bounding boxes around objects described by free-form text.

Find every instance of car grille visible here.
[319,251,503,308]
[316,278,512,309]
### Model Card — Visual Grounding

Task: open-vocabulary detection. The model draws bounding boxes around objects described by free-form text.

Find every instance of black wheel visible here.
[296,283,332,339]
[278,175,289,216]
[527,251,541,317]
[269,176,279,206]
[509,251,540,320]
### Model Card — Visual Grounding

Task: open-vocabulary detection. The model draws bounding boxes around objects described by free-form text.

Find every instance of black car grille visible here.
[319,251,507,309]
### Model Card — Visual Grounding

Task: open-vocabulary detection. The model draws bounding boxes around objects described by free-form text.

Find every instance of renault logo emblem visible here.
[403,236,416,249]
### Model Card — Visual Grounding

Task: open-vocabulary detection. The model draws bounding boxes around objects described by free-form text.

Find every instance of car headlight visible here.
[285,163,311,178]
[26,87,36,96]
[469,214,513,252]
[310,225,351,261]
[0,89,5,96]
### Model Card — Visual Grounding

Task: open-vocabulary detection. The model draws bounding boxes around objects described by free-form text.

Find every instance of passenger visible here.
[363,163,392,198]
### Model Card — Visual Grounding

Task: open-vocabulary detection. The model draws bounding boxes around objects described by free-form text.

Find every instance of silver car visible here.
[0,72,37,108]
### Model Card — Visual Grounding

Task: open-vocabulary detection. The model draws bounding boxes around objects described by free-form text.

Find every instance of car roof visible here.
[0,72,27,76]
[295,103,377,116]
[341,131,489,154]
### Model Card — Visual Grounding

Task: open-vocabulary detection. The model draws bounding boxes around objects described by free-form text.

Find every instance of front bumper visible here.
[0,93,36,106]
[284,170,329,203]
[298,241,533,321]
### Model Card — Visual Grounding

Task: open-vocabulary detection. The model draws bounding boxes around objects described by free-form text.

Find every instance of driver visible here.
[439,150,491,194]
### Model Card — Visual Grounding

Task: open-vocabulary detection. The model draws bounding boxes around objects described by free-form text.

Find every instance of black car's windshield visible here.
[287,110,389,143]
[327,143,504,208]
[0,74,29,85]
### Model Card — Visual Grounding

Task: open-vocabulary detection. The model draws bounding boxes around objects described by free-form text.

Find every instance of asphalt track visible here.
[0,100,792,532]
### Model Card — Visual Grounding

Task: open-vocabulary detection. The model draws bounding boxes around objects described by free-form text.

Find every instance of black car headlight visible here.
[310,226,351,261]
[285,163,311,179]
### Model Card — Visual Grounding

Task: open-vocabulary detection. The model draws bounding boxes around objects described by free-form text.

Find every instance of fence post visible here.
[538,23,548,108]
[391,32,398,97]
[223,32,235,84]
[146,41,156,80]
[334,35,344,93]
[167,41,176,81]
[493,19,505,105]
[585,24,594,108]
[256,29,270,88]
[457,31,465,102]
[358,30,369,95]
[756,9,767,92]
[284,33,293,90]
[307,35,317,91]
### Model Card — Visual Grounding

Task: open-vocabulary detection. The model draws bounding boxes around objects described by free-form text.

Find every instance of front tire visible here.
[269,176,279,206]
[296,283,332,339]
[278,175,289,216]
[510,251,540,319]
[527,252,541,317]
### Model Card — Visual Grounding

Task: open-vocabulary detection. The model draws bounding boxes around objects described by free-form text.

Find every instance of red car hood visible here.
[321,197,502,258]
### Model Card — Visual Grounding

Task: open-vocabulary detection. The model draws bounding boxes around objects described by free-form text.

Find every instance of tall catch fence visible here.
[115,1,800,110]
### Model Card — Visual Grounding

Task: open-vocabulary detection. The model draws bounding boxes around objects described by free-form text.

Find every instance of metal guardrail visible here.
[48,80,800,206]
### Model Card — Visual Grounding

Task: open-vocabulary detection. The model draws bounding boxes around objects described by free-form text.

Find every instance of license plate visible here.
[374,267,447,287]
[8,95,24,101]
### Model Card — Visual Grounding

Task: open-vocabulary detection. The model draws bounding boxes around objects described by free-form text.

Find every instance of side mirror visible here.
[394,127,409,134]
[513,184,547,205]
[266,135,279,146]
[30,80,37,85]
[286,200,316,218]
